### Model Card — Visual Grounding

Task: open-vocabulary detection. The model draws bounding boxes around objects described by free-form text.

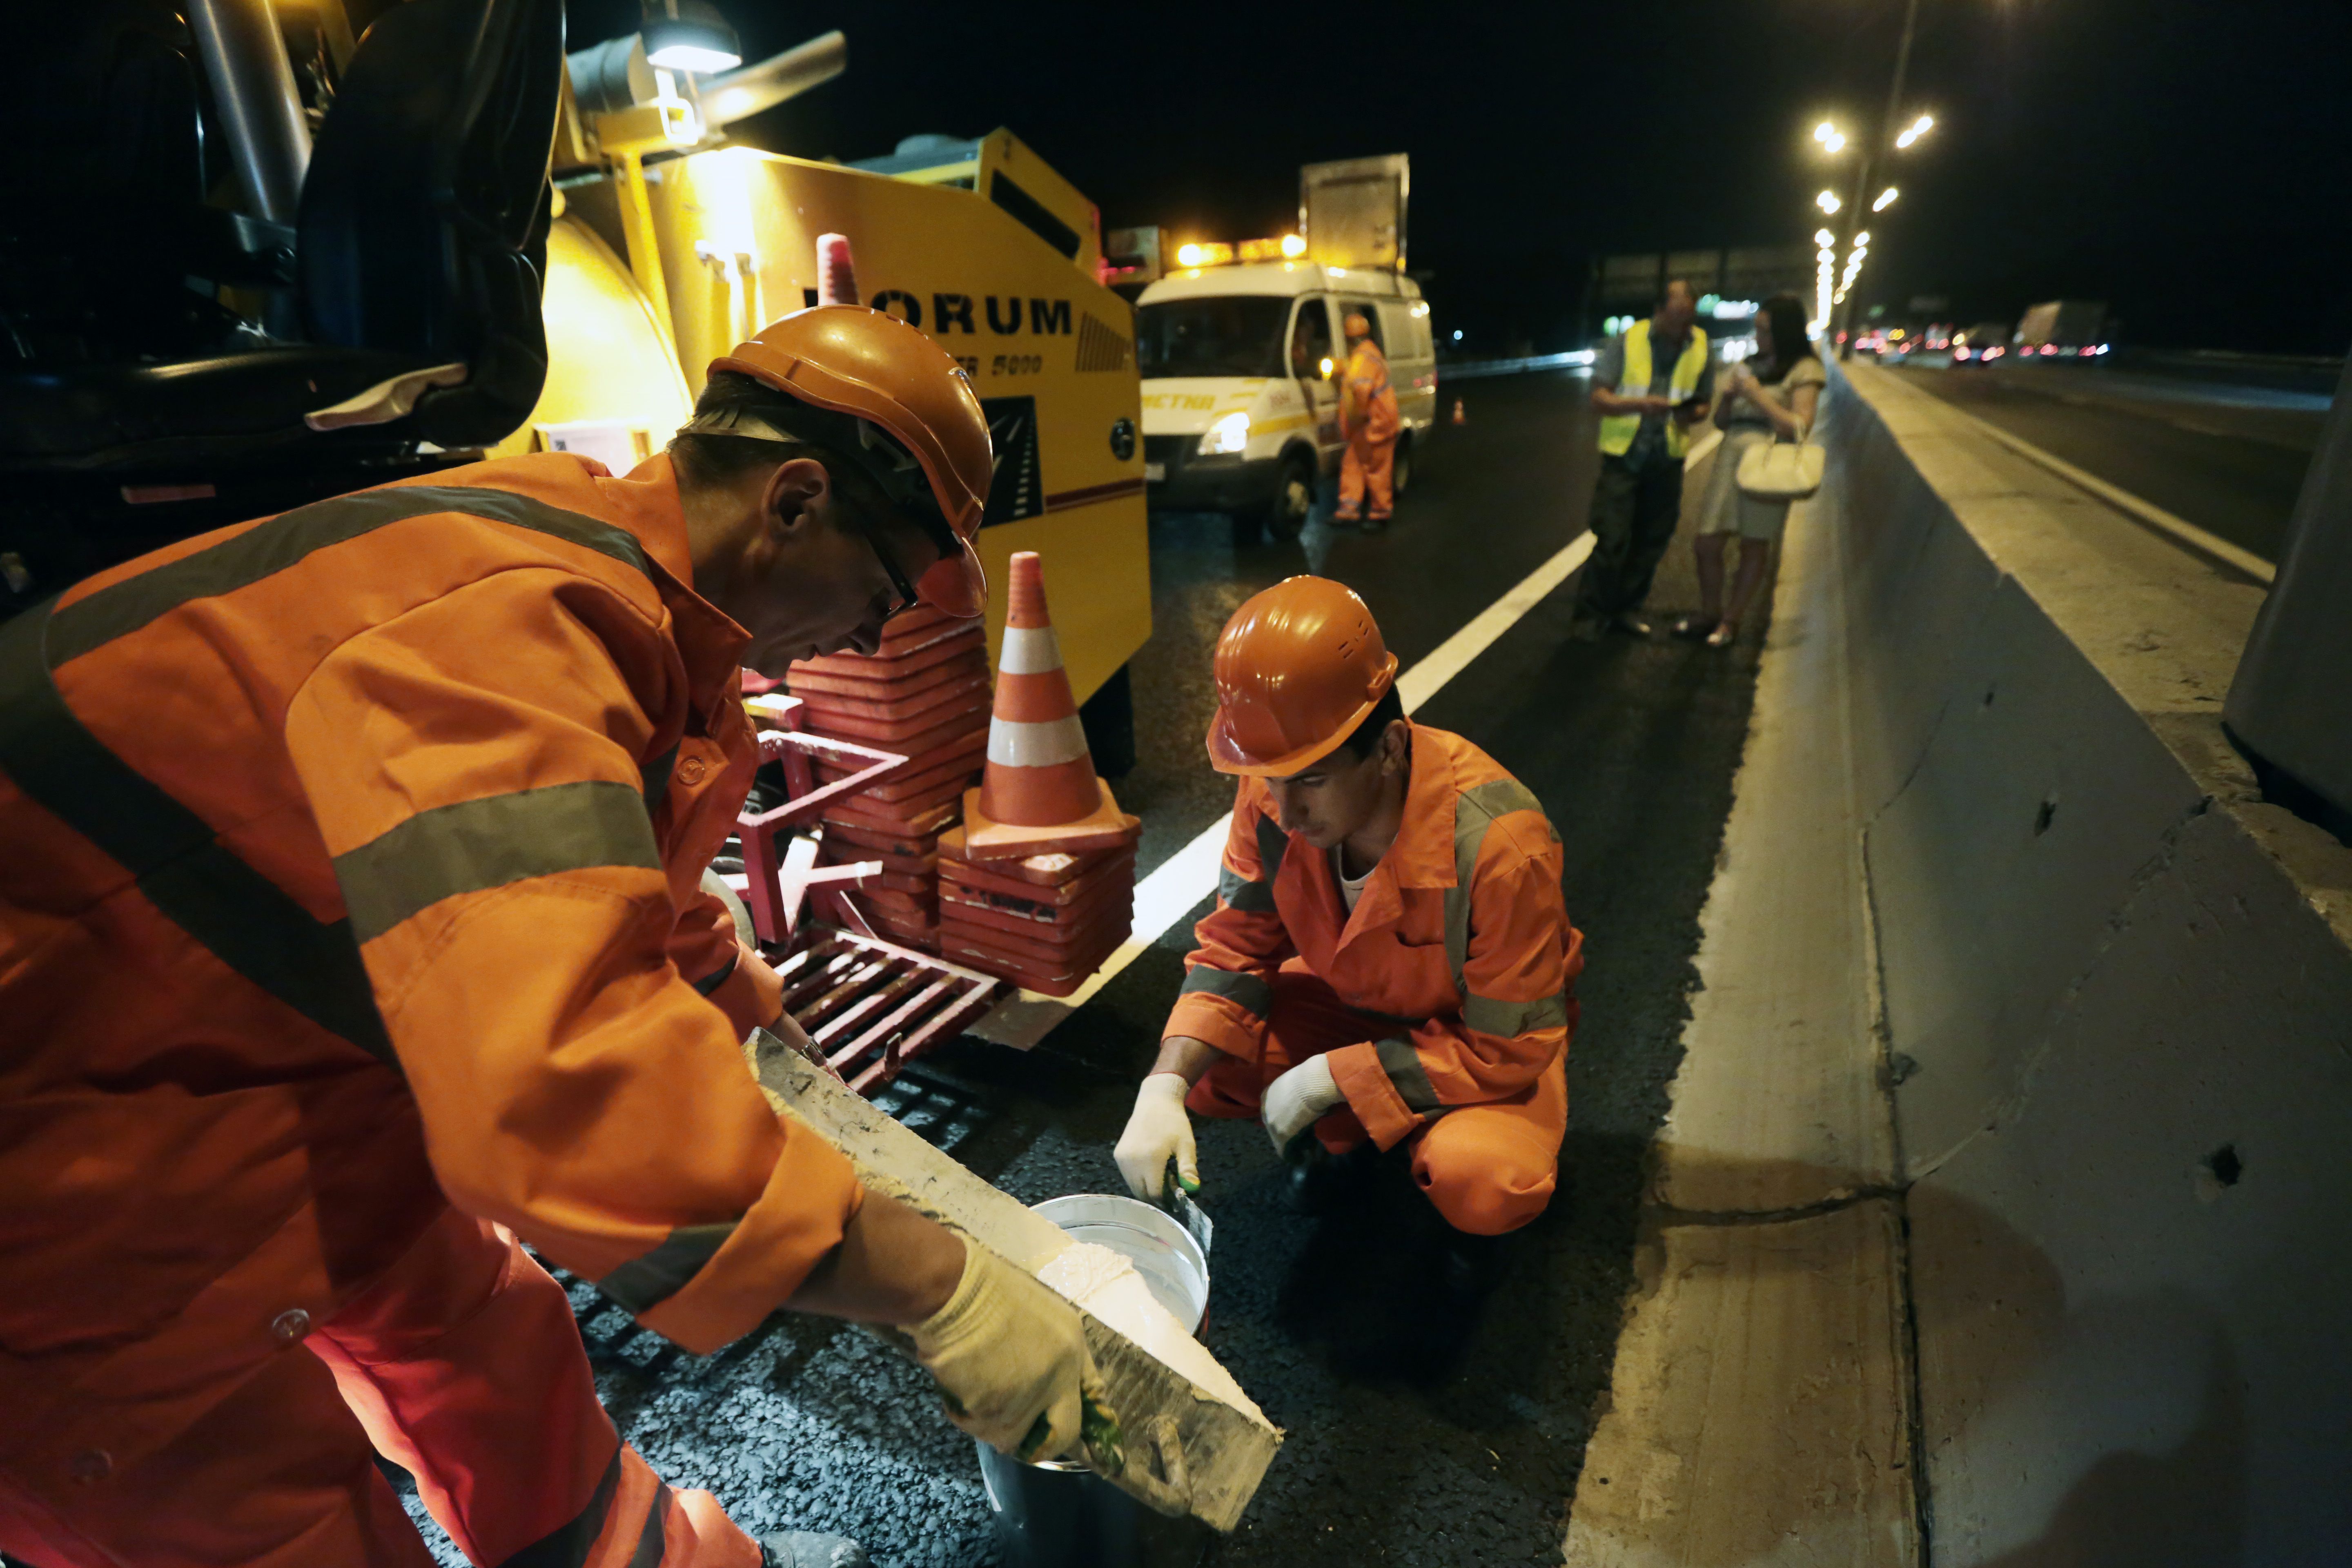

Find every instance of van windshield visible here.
[1136,296,1291,379]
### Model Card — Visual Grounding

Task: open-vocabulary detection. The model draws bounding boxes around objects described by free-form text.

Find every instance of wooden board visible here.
[746,1029,1281,1532]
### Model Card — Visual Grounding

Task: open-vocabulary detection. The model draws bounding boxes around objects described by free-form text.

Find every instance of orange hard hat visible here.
[705,306,992,617]
[1206,577,1400,776]
[1343,312,1372,339]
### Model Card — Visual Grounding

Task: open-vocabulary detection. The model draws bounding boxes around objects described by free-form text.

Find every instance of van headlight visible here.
[1197,411,1251,456]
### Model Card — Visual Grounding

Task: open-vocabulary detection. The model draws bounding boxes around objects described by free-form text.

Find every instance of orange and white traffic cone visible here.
[1451,397,1466,425]
[960,552,1136,860]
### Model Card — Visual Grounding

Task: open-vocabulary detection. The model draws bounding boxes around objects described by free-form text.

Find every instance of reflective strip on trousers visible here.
[1462,991,1568,1038]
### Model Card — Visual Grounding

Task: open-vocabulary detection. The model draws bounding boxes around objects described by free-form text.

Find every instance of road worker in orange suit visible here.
[1333,312,1403,531]
[0,306,1113,1568]
[1113,577,1581,1283]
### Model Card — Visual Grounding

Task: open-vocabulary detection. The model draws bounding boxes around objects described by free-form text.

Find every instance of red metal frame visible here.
[738,695,905,945]
[735,693,999,1093]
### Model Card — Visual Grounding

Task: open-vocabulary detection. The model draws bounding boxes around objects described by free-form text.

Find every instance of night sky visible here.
[570,1,2352,356]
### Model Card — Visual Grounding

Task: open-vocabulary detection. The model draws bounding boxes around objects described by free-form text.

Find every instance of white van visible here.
[1134,261,1437,538]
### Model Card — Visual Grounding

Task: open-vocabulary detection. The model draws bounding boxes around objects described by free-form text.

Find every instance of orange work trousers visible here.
[1335,436,1395,521]
[1187,964,1566,1234]
[0,1207,758,1568]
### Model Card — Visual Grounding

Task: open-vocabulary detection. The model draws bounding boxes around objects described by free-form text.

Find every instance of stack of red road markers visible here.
[786,605,992,951]
[935,551,1140,996]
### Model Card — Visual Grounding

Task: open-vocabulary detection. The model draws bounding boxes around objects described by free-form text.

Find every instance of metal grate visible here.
[1076,311,1133,372]
[773,928,999,1093]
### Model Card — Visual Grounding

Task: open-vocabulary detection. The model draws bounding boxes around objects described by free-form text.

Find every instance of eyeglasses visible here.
[853,513,921,619]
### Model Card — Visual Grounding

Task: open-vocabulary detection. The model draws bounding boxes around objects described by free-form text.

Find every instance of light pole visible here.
[1828,0,1927,356]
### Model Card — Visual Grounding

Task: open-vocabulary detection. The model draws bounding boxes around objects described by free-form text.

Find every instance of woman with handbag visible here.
[1673,293,1826,648]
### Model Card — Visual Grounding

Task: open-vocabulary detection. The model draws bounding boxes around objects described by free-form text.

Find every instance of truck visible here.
[2013,300,2110,358]
[1134,155,1436,542]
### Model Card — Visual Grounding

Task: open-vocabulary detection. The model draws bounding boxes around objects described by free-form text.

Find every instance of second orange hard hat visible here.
[1206,576,1400,776]
[706,305,993,617]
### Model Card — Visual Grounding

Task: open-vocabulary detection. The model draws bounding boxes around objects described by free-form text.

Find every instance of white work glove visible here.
[1262,1054,1345,1153]
[911,1240,1114,1463]
[1114,1072,1199,1200]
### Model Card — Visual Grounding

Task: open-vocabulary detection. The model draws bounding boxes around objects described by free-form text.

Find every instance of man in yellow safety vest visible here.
[1571,280,1713,639]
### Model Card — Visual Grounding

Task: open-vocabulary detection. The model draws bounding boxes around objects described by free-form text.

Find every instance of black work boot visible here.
[1438,1229,1510,1303]
[762,1532,870,1568]
[1285,1137,1380,1215]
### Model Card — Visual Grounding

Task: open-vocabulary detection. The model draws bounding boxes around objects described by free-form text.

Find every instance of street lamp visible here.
[1811,0,1939,354]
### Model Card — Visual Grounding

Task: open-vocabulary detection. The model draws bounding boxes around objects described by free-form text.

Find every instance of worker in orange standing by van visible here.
[0,307,1111,1568]
[1113,577,1582,1289]
[1333,312,1403,531]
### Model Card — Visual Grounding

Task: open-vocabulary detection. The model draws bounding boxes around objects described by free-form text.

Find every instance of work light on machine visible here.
[1873,187,1900,212]
[641,0,741,71]
[1816,190,1842,214]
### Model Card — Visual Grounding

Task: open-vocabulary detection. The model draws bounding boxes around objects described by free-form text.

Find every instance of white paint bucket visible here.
[975,1194,1215,1567]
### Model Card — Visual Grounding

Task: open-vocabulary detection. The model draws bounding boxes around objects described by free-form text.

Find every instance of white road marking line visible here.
[967,430,1722,1048]
[1942,401,2275,584]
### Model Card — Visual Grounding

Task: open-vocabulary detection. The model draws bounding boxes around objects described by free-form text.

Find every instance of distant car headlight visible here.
[1198,411,1251,456]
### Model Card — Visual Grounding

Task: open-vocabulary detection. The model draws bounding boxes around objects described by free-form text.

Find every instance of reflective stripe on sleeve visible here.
[1441,779,1557,996]
[690,947,740,998]
[1463,991,1569,1038]
[45,485,653,668]
[1373,1036,1443,1114]
[335,779,663,945]
[1216,862,1276,913]
[0,604,398,1066]
[1179,964,1272,1019]
[1252,811,1290,880]
[597,1221,739,1316]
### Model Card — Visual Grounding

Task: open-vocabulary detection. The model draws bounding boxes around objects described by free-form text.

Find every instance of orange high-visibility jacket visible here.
[1339,339,1401,444]
[1164,724,1582,1146]
[0,453,863,1460]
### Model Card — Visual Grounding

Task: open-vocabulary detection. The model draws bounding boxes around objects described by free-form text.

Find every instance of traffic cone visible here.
[960,552,1136,860]
[1452,398,1466,425]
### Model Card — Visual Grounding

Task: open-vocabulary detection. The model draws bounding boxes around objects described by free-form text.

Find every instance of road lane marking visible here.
[968,430,1726,1049]
[1941,402,2276,584]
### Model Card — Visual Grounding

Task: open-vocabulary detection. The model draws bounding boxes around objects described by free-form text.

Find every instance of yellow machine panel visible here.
[524,139,1149,708]
[490,213,693,461]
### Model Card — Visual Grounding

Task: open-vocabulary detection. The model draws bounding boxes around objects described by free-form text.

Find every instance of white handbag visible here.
[1735,434,1826,501]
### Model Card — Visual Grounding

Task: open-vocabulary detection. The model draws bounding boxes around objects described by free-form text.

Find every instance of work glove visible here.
[911,1239,1115,1464]
[1261,1054,1345,1154]
[1114,1073,1199,1200]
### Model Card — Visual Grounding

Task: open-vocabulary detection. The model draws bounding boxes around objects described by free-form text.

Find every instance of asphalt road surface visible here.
[1893,361,2328,565]
[395,372,1769,1567]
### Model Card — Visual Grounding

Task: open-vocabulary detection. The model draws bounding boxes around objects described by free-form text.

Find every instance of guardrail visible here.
[1436,349,1597,381]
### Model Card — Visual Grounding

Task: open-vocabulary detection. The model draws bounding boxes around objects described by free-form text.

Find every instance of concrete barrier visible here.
[1814,364,2352,1563]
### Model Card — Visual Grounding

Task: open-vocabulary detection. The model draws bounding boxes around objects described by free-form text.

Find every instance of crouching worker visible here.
[1114,577,1583,1274]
